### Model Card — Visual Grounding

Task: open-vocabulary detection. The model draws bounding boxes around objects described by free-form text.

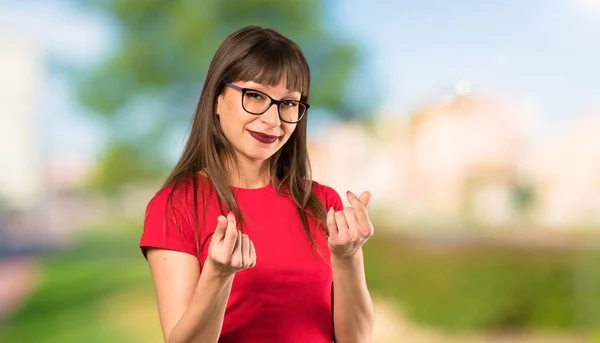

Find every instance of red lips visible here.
[247,130,279,144]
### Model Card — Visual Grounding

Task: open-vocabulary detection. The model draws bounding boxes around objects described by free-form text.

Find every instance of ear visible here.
[216,94,223,115]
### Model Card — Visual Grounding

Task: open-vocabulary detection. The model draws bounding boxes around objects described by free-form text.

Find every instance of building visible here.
[0,36,45,210]
[525,111,600,228]
[309,91,533,230]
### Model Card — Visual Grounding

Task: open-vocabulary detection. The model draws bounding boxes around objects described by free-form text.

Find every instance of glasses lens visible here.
[242,90,271,114]
[242,89,306,123]
[279,100,306,123]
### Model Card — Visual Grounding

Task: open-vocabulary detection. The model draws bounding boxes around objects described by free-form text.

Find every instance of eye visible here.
[245,91,263,100]
[282,100,298,108]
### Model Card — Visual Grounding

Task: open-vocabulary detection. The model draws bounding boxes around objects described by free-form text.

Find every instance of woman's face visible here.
[216,78,301,164]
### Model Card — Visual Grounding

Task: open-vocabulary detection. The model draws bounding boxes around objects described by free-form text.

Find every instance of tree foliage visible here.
[76,0,369,192]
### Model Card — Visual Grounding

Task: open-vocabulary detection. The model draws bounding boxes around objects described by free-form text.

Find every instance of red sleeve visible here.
[320,183,343,343]
[323,184,344,212]
[139,187,198,259]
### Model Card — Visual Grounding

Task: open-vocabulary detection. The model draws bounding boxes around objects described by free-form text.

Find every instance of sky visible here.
[332,0,600,119]
[1,0,599,164]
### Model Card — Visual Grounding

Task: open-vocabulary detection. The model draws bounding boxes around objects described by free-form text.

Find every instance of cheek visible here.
[282,123,297,139]
[280,124,297,143]
[220,106,256,134]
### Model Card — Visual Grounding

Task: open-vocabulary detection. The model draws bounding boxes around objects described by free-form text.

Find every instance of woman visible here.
[140,25,375,343]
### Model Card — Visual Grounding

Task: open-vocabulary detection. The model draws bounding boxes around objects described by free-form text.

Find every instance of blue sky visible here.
[332,0,600,119]
[1,0,599,162]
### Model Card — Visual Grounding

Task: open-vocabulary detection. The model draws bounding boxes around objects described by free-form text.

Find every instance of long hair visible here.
[163,26,328,255]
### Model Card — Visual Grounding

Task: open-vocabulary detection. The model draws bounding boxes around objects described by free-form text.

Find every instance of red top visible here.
[140,174,343,342]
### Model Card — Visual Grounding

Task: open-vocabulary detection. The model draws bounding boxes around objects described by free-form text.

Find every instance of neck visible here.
[221,154,270,189]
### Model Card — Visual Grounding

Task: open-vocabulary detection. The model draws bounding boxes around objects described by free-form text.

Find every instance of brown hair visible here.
[163,26,328,255]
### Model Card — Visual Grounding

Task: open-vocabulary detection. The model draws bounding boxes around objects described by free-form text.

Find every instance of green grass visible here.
[2,223,599,341]
[363,234,600,334]
[0,227,156,343]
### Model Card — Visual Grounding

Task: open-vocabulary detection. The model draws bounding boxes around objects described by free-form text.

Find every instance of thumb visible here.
[359,191,371,208]
[211,215,228,241]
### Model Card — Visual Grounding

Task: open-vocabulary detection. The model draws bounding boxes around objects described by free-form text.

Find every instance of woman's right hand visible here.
[207,212,256,277]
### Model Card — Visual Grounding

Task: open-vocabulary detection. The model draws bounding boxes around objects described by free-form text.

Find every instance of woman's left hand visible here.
[327,191,374,259]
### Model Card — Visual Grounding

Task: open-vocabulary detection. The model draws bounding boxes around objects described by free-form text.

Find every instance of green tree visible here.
[75,0,372,192]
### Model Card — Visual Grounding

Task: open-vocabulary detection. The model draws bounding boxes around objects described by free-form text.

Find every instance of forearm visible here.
[167,263,234,343]
[332,248,375,343]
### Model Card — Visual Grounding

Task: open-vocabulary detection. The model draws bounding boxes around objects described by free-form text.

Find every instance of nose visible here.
[261,103,281,128]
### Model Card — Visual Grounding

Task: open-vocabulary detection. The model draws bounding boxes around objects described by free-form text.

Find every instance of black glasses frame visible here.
[224,83,309,124]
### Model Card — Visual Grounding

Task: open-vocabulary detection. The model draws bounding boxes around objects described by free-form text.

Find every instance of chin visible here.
[245,149,278,162]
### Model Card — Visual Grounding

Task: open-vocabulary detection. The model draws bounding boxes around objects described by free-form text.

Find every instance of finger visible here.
[359,191,371,208]
[248,241,257,268]
[230,230,243,268]
[343,206,360,241]
[223,212,238,253]
[326,207,338,240]
[241,234,250,267]
[334,211,349,241]
[346,191,370,227]
[211,215,228,242]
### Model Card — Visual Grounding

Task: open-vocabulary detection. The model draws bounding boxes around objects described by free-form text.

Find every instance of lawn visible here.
[363,234,600,335]
[2,223,599,341]
[0,227,163,343]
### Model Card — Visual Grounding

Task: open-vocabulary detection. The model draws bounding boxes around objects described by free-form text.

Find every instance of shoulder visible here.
[140,174,212,258]
[310,180,344,211]
[145,173,213,213]
[310,180,339,199]
[143,174,212,232]
[144,178,191,231]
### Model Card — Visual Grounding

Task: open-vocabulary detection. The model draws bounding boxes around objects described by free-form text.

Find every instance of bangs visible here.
[228,40,310,99]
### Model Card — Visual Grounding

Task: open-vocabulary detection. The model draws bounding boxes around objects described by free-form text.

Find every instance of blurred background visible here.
[1,0,599,342]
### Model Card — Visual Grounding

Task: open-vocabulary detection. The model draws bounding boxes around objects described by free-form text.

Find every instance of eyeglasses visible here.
[224,83,309,124]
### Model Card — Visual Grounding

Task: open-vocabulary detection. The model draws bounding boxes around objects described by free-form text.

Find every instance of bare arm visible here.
[147,249,233,343]
[147,213,255,343]
[331,249,375,343]
[327,191,376,343]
